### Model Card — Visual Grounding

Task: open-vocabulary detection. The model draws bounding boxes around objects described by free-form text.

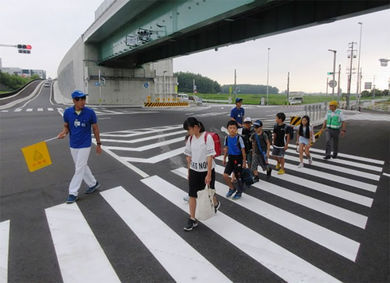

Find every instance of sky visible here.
[1,1,389,93]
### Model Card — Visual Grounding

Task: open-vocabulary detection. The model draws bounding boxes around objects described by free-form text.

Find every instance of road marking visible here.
[174,168,360,262]
[100,125,182,137]
[122,147,185,163]
[268,159,377,192]
[142,175,340,282]
[288,145,383,172]
[101,187,231,283]
[283,155,380,181]
[14,108,22,112]
[100,129,186,144]
[0,110,8,112]
[103,137,183,152]
[37,108,43,112]
[47,108,54,111]
[0,220,10,283]
[26,108,33,112]
[289,144,384,165]
[214,165,368,228]
[383,172,390,177]
[45,203,120,283]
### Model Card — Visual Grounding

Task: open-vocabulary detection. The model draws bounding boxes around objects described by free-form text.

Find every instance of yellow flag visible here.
[21,141,52,172]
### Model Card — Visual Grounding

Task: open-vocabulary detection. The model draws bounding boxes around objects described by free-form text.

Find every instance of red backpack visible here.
[189,131,221,158]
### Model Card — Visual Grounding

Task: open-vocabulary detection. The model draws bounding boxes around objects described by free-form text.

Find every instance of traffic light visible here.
[17,44,32,54]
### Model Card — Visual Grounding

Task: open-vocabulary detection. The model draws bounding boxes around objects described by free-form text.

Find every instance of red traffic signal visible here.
[16,44,32,54]
[26,45,32,50]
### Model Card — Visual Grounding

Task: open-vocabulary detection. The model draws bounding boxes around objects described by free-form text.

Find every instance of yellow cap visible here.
[329,100,338,106]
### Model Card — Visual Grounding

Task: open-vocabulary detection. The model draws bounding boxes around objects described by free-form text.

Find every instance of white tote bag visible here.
[195,186,216,221]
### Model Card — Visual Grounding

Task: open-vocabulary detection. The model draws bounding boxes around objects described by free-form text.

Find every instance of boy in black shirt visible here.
[271,112,290,175]
[250,120,272,181]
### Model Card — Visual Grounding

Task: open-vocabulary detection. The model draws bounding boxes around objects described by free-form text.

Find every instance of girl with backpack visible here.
[296,115,314,168]
[183,117,220,231]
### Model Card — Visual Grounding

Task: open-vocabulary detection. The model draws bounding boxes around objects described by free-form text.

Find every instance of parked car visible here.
[177,93,189,101]
[288,96,303,105]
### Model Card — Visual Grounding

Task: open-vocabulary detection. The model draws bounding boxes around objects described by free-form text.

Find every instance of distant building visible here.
[0,66,46,79]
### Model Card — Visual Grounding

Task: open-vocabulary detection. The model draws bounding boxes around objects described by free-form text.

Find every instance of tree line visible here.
[175,72,279,94]
[0,71,40,91]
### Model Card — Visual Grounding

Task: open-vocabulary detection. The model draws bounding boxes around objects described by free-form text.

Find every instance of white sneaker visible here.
[308,158,313,165]
[298,162,304,168]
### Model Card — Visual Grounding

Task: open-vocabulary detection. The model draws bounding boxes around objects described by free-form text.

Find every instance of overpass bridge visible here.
[57,0,390,105]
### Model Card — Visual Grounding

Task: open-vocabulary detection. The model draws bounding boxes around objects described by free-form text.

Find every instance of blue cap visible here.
[253,120,263,127]
[71,90,87,99]
[235,97,243,103]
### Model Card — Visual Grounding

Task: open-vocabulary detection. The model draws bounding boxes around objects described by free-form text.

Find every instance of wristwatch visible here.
[97,142,102,145]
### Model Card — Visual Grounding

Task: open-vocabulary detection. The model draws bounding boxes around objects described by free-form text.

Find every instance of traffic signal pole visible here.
[0,43,32,54]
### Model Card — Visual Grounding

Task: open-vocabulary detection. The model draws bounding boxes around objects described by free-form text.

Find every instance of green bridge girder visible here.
[86,0,390,68]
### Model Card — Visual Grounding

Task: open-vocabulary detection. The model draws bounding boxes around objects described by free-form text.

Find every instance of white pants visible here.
[69,147,96,196]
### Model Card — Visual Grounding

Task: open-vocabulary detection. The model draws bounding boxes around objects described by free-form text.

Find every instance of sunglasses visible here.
[74,96,86,101]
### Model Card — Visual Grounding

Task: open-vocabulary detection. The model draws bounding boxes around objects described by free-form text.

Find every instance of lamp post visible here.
[356,22,363,105]
[266,48,270,105]
[328,49,337,98]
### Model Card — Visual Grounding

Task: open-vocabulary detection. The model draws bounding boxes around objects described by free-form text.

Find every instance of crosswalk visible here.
[2,124,386,282]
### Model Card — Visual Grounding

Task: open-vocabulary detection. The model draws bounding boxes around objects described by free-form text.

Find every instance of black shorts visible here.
[188,169,215,198]
[224,155,243,175]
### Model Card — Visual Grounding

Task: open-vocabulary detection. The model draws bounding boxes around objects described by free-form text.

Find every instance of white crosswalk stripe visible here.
[5,124,385,281]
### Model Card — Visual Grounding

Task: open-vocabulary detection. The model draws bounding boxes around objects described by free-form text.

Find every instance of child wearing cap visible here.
[250,120,272,181]
[230,98,245,127]
[241,117,254,168]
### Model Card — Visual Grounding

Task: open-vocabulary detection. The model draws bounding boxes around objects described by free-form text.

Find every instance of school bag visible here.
[285,124,294,140]
[224,134,244,153]
[190,131,221,157]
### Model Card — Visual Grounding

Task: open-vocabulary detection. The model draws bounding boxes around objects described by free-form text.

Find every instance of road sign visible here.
[144,82,149,88]
[21,141,52,172]
[364,82,372,90]
[328,80,337,88]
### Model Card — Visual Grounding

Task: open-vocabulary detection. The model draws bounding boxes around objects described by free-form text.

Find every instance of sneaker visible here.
[275,162,281,170]
[232,192,242,200]
[85,181,100,194]
[323,155,331,160]
[183,195,189,202]
[184,218,198,231]
[277,169,285,175]
[266,167,272,178]
[297,163,304,168]
[226,189,236,198]
[253,175,260,183]
[66,194,78,204]
[214,201,221,213]
[332,154,338,159]
[308,157,313,165]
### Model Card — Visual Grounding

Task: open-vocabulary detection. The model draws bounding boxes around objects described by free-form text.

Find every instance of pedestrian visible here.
[270,112,290,175]
[296,115,314,168]
[183,117,220,231]
[57,90,102,204]
[230,98,245,128]
[320,100,346,159]
[223,120,247,200]
[241,117,254,168]
[250,120,272,181]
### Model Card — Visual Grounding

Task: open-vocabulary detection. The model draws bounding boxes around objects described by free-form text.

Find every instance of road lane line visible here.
[214,165,368,228]
[288,144,384,165]
[26,108,33,112]
[45,203,120,283]
[100,130,186,144]
[101,136,183,152]
[282,155,380,181]
[142,176,340,282]
[174,167,360,262]
[101,187,231,283]
[0,220,10,283]
[101,125,182,138]
[122,147,185,164]
[48,108,54,111]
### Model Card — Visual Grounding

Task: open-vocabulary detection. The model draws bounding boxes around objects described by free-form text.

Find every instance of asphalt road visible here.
[0,83,389,282]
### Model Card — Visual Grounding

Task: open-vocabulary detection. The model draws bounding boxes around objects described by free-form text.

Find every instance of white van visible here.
[177,93,189,101]
[288,96,303,105]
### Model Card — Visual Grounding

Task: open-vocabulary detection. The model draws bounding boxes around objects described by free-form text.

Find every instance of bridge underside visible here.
[99,0,389,68]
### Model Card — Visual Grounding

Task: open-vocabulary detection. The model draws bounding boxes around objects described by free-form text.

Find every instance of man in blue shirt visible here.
[57,90,102,203]
[230,98,245,127]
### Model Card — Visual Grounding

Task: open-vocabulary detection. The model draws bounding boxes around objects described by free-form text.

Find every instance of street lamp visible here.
[356,22,363,105]
[328,49,337,98]
[266,47,270,105]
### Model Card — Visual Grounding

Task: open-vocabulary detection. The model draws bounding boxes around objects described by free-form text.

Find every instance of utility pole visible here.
[356,22,363,98]
[234,69,237,101]
[328,49,337,98]
[346,42,357,109]
[337,64,341,103]
[286,72,290,105]
[266,48,270,105]
[326,77,329,96]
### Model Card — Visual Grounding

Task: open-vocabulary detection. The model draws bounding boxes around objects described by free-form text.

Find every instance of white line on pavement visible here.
[174,168,360,262]
[0,220,10,283]
[122,147,185,164]
[101,187,231,283]
[45,203,121,283]
[142,175,340,282]
[100,130,186,144]
[102,137,183,152]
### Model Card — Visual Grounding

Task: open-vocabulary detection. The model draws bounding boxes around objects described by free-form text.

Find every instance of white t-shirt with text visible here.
[184,132,216,172]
